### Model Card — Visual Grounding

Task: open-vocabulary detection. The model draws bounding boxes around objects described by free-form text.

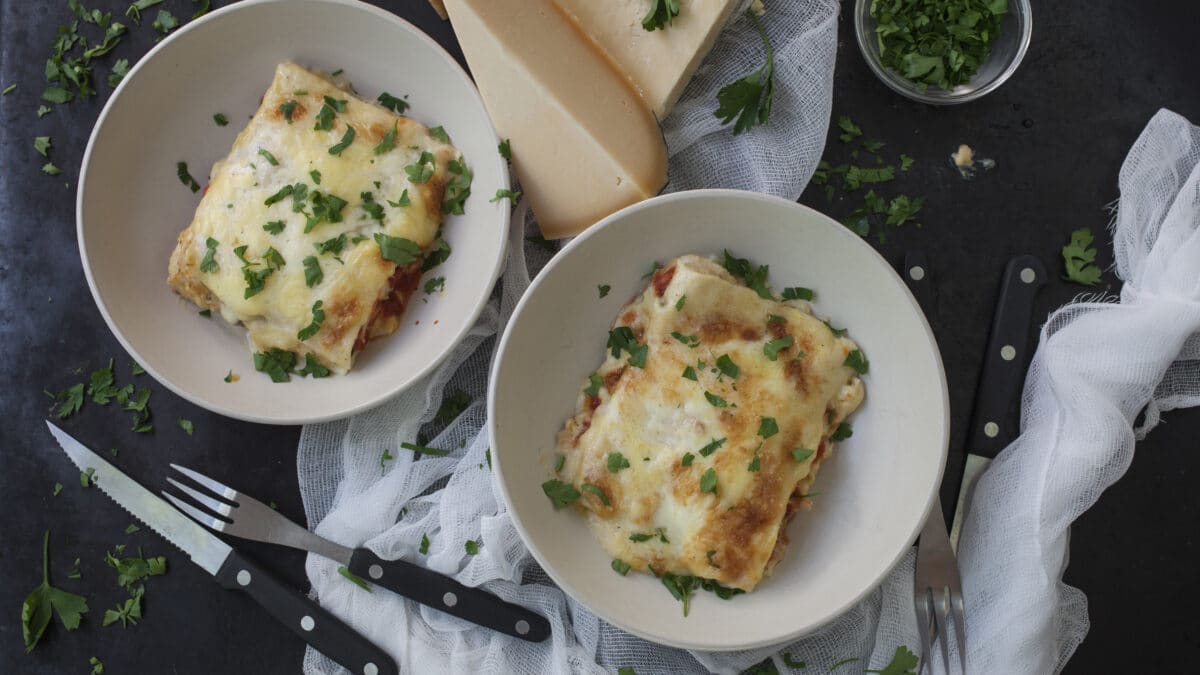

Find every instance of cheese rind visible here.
[443,0,668,239]
[550,0,741,118]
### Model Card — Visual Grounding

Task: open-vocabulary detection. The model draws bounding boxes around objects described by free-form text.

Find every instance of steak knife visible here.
[46,422,398,675]
[947,255,1046,551]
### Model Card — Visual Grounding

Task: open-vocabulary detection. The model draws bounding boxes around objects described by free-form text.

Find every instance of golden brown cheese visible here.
[556,255,865,592]
[167,63,459,374]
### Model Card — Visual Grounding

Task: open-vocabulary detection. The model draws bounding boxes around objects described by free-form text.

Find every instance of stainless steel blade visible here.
[46,421,232,574]
[948,453,990,553]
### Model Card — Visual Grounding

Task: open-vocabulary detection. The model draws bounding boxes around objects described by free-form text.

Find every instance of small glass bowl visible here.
[854,0,1033,105]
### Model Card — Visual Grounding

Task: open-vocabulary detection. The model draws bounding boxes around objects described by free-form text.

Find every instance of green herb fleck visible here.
[541,479,581,509]
[713,12,774,134]
[176,162,200,192]
[337,566,371,591]
[1062,228,1101,285]
[607,452,630,473]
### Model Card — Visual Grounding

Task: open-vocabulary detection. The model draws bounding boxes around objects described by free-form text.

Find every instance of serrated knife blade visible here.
[45,421,232,574]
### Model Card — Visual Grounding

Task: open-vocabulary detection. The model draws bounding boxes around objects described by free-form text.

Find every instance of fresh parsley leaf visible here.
[314,103,335,131]
[337,566,371,591]
[871,0,1005,90]
[490,188,521,203]
[721,250,774,299]
[80,468,96,487]
[863,139,886,153]
[278,100,298,123]
[498,138,511,160]
[864,646,919,675]
[885,195,923,226]
[305,190,347,231]
[263,183,294,206]
[374,233,421,265]
[429,125,450,142]
[837,116,862,143]
[758,417,779,438]
[53,483,63,497]
[22,531,89,652]
[380,448,394,474]
[328,126,356,155]
[90,655,104,674]
[714,12,774,134]
[323,95,347,113]
[124,523,140,534]
[1062,228,1101,285]
[844,349,869,374]
[295,354,330,379]
[253,349,297,383]
[681,452,695,467]
[611,559,631,576]
[177,419,194,436]
[716,354,740,378]
[212,113,228,127]
[582,372,603,397]
[641,0,680,31]
[223,371,234,383]
[42,162,62,176]
[699,437,726,457]
[764,335,794,361]
[671,331,700,348]
[831,422,853,441]
[704,391,728,407]
[541,479,581,509]
[422,238,451,272]
[37,105,53,117]
[681,365,698,381]
[34,136,51,157]
[387,188,411,208]
[555,454,565,473]
[598,284,611,298]
[125,0,163,23]
[792,447,815,463]
[1,83,14,95]
[176,161,200,192]
[607,452,630,473]
[900,153,915,171]
[107,59,130,88]
[102,586,144,628]
[419,533,430,554]
[152,9,179,34]
[376,92,409,114]
[297,300,325,341]
[257,148,279,166]
[843,165,895,190]
[464,539,481,555]
[442,158,473,215]
[607,327,647,368]
[782,654,806,669]
[360,191,385,225]
[660,571,700,616]
[423,277,445,294]
[42,87,72,104]
[373,122,397,155]
[405,151,435,183]
[302,256,322,287]
[823,319,848,337]
[581,483,610,506]
[675,295,686,310]
[781,286,814,301]
[87,358,118,404]
[748,447,761,472]
[399,441,450,457]
[55,384,85,419]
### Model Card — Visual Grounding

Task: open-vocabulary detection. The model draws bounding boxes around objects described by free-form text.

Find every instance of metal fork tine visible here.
[170,463,239,502]
[166,477,235,520]
[934,586,952,674]
[951,590,968,674]
[163,491,226,532]
[915,587,934,674]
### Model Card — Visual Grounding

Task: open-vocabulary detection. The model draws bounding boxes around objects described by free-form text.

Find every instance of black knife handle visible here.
[902,251,936,316]
[348,548,550,642]
[215,551,398,675]
[966,255,1047,459]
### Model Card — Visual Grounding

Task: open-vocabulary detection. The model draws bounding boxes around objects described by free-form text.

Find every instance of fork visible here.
[162,464,551,642]
[913,493,967,675]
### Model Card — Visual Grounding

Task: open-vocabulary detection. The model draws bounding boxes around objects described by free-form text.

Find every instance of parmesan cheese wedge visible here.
[443,0,668,238]
[550,0,742,118]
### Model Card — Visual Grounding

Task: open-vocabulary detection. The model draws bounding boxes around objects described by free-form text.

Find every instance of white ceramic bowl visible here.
[77,0,507,424]
[489,190,948,651]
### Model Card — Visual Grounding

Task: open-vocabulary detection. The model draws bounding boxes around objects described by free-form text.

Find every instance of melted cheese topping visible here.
[167,63,457,373]
[557,255,865,591]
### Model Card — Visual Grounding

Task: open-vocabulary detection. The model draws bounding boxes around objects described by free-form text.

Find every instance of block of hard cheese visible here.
[550,0,742,118]
[443,0,668,239]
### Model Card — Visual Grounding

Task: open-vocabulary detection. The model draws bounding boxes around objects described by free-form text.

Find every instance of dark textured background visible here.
[2,0,1198,672]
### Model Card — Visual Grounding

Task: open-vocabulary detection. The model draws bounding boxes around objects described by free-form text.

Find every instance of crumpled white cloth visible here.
[956,108,1200,673]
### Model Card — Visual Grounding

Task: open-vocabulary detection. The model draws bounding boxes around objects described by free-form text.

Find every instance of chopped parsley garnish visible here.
[278,100,298,123]
[152,8,179,34]
[263,183,294,206]
[583,372,603,397]
[199,237,219,273]
[380,448,394,474]
[108,59,130,88]
[872,0,1005,90]
[611,559,631,576]
[607,326,648,368]
[374,233,421,264]
[541,479,581,509]
[823,319,848,337]
[671,331,700,348]
[866,646,919,675]
[900,153,915,171]
[660,571,698,616]
[699,467,718,495]
[641,0,680,31]
[90,656,104,674]
[419,533,430,554]
[37,105,52,117]
[844,349,869,374]
[598,284,611,298]
[831,422,853,442]
[257,220,285,236]
[376,91,409,114]
[758,417,779,438]
[2,84,15,95]
[323,95,347,112]
[242,261,277,298]
[716,354,740,378]
[681,452,695,466]
[429,125,450,142]
[22,531,89,652]
[781,286,814,301]
[304,190,348,231]
[213,113,228,126]
[177,419,193,436]
[223,371,234,383]
[42,163,62,176]
[721,250,773,299]
[53,483,63,497]
[681,366,698,381]
[337,566,371,591]
[764,335,794,361]
[297,300,325,341]
[792,447,815,463]
[314,97,345,131]
[698,437,726,457]
[400,441,450,456]
[176,162,200,192]
[782,654,806,669]
[1062,228,1101,285]
[714,11,774,135]
[302,256,322,287]
[387,188,411,208]
[254,349,297,382]
[296,354,330,378]
[404,151,435,183]
[373,122,397,155]
[422,238,451,271]
[704,391,727,407]
[257,148,279,166]
[748,447,761,472]
[607,452,630,473]
[863,140,886,153]
[498,138,511,160]
[442,158,473,215]
[843,165,896,190]
[34,136,51,157]
[581,484,610,506]
[838,115,862,143]
[490,188,521,203]
[328,126,356,155]
[360,192,385,225]
[80,468,96,487]
[675,295,686,310]
[423,277,445,294]
[555,454,565,473]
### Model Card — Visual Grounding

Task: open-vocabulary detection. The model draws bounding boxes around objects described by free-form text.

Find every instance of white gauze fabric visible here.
[956,108,1200,674]
[295,2,935,673]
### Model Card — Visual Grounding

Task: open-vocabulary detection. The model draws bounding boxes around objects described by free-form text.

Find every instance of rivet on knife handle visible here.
[348,548,551,642]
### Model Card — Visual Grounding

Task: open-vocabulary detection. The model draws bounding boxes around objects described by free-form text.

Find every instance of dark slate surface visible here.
[1,1,1197,673]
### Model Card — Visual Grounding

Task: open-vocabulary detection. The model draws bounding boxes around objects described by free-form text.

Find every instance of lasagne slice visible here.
[556,255,865,592]
[168,62,460,375]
